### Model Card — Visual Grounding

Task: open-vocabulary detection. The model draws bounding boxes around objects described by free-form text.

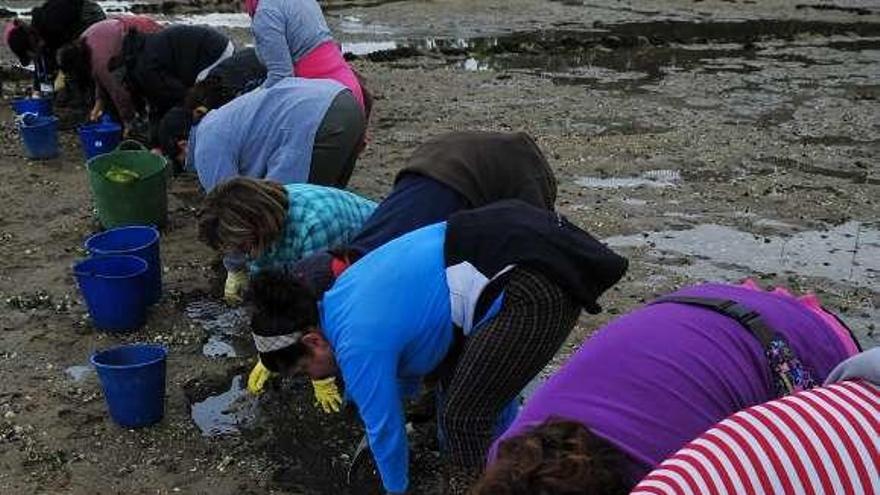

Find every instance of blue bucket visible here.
[19,113,59,160]
[79,116,123,159]
[73,255,148,331]
[11,97,52,117]
[84,226,161,305]
[91,344,167,428]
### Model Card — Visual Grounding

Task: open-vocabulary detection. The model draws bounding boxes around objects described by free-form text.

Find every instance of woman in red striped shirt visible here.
[632,348,879,495]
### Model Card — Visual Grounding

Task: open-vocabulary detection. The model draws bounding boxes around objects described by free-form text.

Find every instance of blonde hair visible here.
[198,178,290,256]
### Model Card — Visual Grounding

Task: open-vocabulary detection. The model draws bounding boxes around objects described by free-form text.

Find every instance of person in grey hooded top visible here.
[181,77,363,191]
[246,0,365,110]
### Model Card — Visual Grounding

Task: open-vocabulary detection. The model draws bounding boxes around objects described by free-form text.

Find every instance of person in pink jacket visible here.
[57,16,161,131]
[245,0,368,117]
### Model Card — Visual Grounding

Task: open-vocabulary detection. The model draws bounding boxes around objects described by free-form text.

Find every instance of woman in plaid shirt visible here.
[198,177,376,305]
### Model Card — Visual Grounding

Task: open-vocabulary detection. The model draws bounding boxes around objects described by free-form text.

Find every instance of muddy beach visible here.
[0,0,878,493]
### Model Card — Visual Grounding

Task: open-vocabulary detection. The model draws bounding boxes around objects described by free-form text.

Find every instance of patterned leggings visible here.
[439,267,582,468]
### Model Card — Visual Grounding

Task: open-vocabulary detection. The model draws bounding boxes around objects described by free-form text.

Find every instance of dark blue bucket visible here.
[11,97,52,117]
[79,116,123,159]
[73,255,148,331]
[84,226,161,305]
[19,113,59,160]
[91,344,167,428]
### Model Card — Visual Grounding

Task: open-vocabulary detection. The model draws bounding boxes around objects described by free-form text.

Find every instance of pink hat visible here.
[244,0,260,17]
[3,21,19,47]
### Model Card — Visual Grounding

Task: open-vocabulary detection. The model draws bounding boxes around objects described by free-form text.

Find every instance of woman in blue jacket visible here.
[249,201,628,494]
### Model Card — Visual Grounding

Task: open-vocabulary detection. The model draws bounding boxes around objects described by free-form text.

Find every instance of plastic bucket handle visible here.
[16,112,39,126]
[117,140,148,152]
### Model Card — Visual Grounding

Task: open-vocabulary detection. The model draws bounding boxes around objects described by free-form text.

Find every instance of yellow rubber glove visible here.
[312,377,342,414]
[247,359,274,395]
[89,100,104,122]
[54,72,66,93]
[224,270,248,306]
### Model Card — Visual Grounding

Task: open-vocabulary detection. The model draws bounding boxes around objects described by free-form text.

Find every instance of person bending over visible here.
[248,130,558,304]
[632,347,879,495]
[156,48,267,161]
[245,0,366,113]
[56,16,161,131]
[4,0,105,96]
[166,77,363,188]
[246,131,560,408]
[117,25,234,143]
[473,280,861,494]
[250,200,628,494]
[198,177,375,305]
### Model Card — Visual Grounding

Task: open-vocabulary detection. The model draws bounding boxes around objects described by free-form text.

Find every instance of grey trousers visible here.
[308,90,365,188]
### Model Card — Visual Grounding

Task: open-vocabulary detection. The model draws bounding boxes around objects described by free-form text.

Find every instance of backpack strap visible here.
[653,296,776,348]
[651,295,816,396]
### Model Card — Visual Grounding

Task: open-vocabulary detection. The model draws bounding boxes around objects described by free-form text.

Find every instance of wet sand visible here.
[0,1,878,493]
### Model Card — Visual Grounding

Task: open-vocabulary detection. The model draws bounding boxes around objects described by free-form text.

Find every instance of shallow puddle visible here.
[202,335,252,358]
[190,375,257,436]
[577,169,681,189]
[606,221,880,288]
[338,18,880,111]
[202,337,237,358]
[65,365,94,383]
[185,299,248,334]
[97,1,132,13]
[168,13,251,29]
[184,300,253,359]
[342,41,400,56]
[337,15,397,36]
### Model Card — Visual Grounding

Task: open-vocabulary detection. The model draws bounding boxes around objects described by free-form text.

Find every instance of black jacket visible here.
[203,47,266,107]
[32,0,105,51]
[29,0,104,89]
[444,200,628,314]
[122,25,229,118]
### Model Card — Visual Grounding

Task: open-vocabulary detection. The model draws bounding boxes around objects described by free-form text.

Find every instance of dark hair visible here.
[8,22,35,66]
[57,40,92,84]
[157,106,192,163]
[251,269,320,373]
[186,76,230,112]
[471,419,627,495]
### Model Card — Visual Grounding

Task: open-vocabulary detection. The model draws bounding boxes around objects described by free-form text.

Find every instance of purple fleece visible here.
[487,283,853,484]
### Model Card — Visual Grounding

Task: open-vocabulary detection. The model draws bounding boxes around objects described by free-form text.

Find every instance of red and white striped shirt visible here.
[631,380,880,495]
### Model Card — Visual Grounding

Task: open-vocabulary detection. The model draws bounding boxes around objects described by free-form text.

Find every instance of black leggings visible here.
[308,90,365,188]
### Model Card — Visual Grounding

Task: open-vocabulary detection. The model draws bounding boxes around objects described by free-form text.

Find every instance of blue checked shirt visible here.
[249,184,377,273]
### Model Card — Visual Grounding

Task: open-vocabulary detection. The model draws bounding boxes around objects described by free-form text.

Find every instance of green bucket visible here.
[87,141,168,229]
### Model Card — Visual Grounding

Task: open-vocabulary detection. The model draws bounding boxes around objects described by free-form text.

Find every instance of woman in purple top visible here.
[474,281,860,494]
